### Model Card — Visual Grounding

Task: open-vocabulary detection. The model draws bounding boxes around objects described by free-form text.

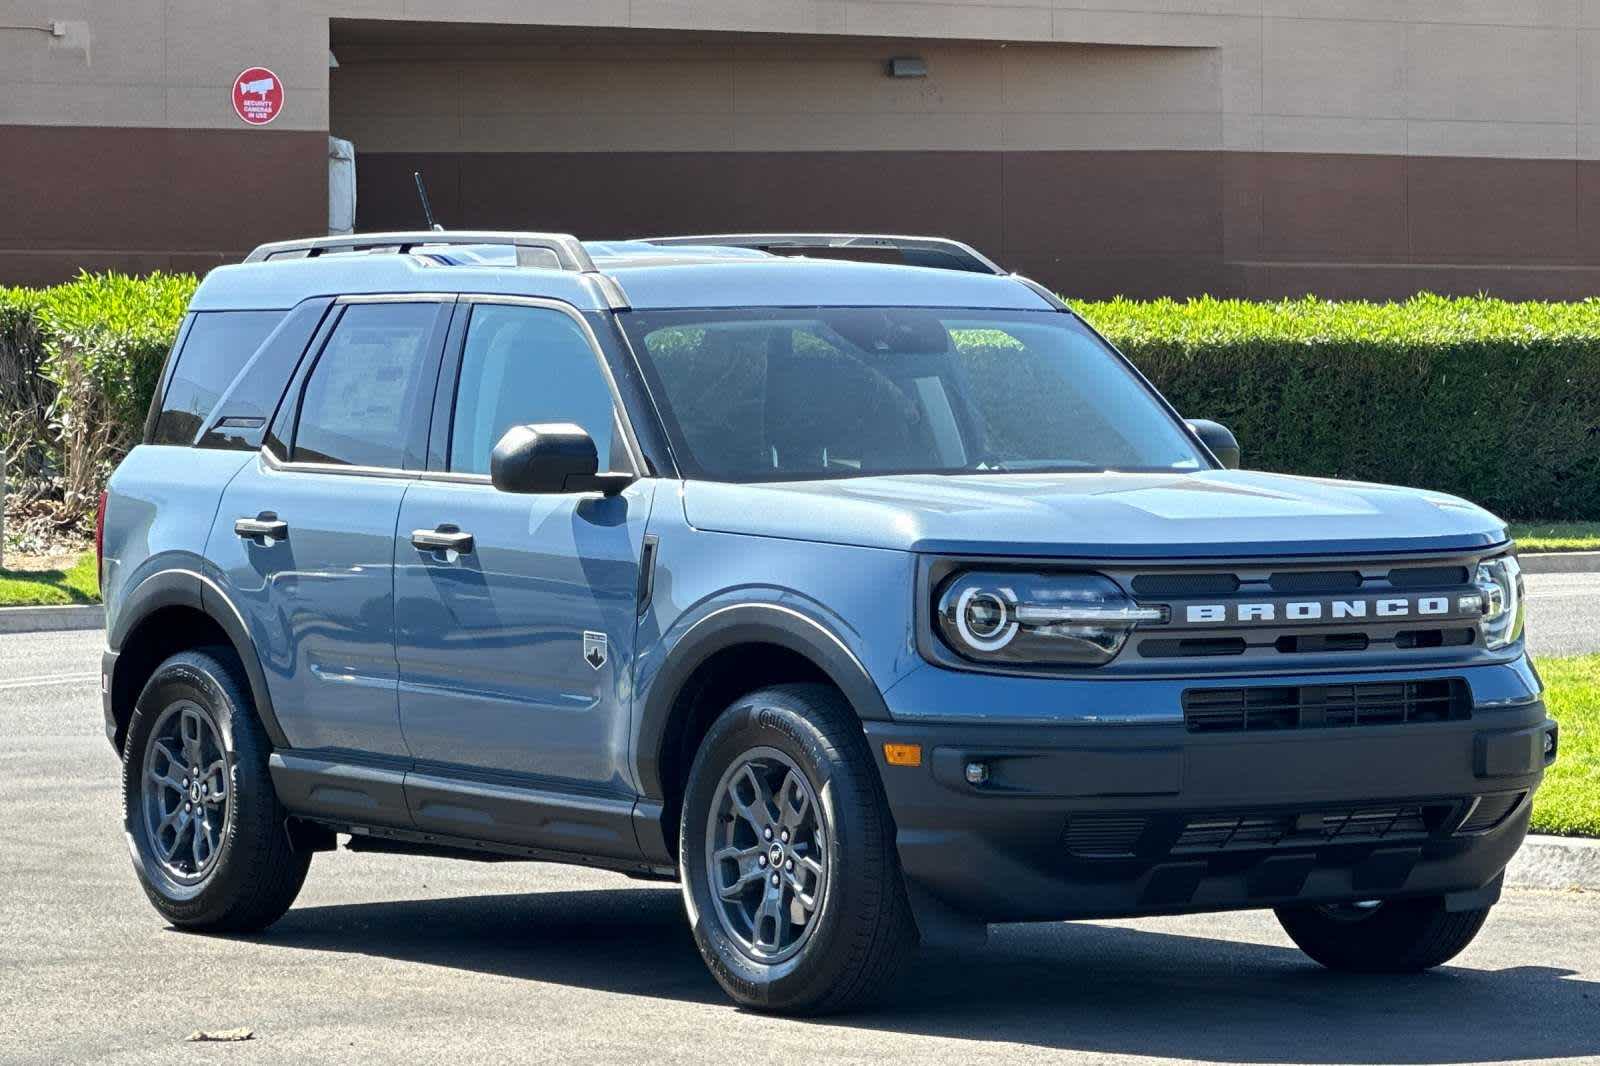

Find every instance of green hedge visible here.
[1,272,195,523]
[3,277,1599,521]
[1077,295,1600,520]
[1,271,195,434]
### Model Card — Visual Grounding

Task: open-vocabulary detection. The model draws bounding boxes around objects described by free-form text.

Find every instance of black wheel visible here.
[679,684,916,1014]
[121,647,310,932]
[1275,896,1492,972]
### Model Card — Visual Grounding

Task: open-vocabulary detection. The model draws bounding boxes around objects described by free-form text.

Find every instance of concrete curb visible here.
[1507,834,1600,891]
[0,604,105,634]
[1519,550,1600,574]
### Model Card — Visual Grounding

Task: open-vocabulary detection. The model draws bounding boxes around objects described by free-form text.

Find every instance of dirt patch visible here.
[2,549,84,572]
[3,494,91,567]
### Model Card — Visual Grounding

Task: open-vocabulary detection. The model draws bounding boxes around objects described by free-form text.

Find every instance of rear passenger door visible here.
[392,296,654,856]
[208,296,452,761]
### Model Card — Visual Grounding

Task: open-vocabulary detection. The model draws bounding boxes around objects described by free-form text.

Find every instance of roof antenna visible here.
[413,171,444,231]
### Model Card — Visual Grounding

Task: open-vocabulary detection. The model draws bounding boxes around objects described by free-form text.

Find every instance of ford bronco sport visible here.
[99,231,1557,1014]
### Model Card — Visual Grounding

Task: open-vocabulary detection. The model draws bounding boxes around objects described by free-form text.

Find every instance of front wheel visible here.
[679,684,917,1014]
[122,647,310,932]
[1275,896,1492,972]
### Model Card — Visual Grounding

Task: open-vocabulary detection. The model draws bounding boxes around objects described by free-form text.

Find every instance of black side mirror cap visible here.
[490,423,635,495]
[1187,419,1240,469]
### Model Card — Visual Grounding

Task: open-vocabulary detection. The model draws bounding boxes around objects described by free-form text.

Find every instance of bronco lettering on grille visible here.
[1184,595,1468,624]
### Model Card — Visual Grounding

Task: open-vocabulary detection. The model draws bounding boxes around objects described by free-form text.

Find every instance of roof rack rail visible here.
[638,233,1006,276]
[243,231,598,272]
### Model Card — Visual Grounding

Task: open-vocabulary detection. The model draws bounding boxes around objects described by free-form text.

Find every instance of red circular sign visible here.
[232,67,283,126]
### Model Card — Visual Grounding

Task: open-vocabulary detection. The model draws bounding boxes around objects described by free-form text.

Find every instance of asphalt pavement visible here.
[1522,572,1600,658]
[2,625,1598,1066]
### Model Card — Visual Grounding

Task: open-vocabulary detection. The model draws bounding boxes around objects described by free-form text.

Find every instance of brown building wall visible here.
[353,148,1600,300]
[0,125,326,286]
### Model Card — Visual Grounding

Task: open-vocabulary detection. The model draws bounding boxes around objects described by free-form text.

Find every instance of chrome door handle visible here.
[234,514,288,542]
[411,526,474,554]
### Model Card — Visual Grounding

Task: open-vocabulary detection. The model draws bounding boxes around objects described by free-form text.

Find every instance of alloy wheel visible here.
[704,748,829,964]
[140,700,230,884]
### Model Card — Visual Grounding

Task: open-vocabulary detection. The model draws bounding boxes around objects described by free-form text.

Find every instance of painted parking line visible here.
[0,672,99,691]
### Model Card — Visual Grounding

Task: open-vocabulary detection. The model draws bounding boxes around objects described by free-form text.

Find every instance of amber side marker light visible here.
[882,743,922,767]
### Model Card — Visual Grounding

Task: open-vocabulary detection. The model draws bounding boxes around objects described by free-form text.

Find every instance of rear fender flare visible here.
[109,568,288,748]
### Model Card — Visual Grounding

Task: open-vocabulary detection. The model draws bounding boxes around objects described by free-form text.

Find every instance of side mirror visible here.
[1187,419,1240,469]
[489,423,635,495]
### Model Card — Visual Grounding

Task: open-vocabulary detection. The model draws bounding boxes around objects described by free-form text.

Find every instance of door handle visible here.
[235,514,288,542]
[411,525,474,555]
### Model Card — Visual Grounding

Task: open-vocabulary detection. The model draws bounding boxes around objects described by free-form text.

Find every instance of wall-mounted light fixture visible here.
[887,56,928,78]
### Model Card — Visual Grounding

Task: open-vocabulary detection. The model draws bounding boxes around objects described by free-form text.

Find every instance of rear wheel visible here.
[122,647,310,932]
[679,684,916,1014]
[1275,896,1491,972]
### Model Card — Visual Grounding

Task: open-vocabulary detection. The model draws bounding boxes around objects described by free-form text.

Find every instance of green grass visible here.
[0,552,100,607]
[1510,522,1600,553]
[1532,654,1600,837]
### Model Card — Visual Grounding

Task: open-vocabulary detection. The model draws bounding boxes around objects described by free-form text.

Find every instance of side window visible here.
[150,310,285,445]
[448,304,621,475]
[292,302,439,469]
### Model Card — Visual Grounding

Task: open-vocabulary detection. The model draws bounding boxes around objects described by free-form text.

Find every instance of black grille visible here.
[1460,792,1525,833]
[1183,679,1469,733]
[1130,573,1239,596]
[1138,637,1247,658]
[1274,632,1369,654]
[1269,570,1363,593]
[1389,565,1471,588]
[1395,627,1475,649]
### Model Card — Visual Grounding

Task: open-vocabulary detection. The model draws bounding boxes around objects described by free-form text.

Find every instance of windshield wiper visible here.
[971,459,1105,473]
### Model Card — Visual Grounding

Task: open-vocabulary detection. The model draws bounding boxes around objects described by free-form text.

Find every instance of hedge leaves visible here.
[1079,295,1600,520]
[3,276,1597,520]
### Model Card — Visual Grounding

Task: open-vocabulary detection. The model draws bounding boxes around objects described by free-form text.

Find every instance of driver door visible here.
[393,297,655,857]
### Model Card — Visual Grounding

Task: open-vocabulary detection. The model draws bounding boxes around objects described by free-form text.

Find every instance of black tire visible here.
[1275,896,1492,973]
[679,683,917,1014]
[121,647,310,932]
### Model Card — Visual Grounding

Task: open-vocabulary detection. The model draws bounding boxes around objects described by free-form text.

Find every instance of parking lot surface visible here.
[1522,572,1600,658]
[2,628,1597,1066]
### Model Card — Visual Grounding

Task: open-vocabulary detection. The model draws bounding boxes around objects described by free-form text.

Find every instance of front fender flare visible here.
[634,601,891,802]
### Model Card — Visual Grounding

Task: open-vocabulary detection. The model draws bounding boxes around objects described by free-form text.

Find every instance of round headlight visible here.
[936,571,1160,667]
[954,587,1018,651]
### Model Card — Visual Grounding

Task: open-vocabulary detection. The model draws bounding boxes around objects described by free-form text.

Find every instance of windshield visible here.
[621,307,1209,482]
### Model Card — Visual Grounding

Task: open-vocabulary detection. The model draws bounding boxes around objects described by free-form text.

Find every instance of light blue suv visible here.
[99,231,1556,1013]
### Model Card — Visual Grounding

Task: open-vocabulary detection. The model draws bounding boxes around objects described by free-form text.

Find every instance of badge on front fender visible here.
[583,631,608,670]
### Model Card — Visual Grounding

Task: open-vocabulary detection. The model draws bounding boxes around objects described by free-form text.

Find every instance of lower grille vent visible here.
[1174,815,1291,852]
[1460,792,1525,833]
[1173,804,1433,853]
[1183,679,1469,733]
[1062,815,1147,858]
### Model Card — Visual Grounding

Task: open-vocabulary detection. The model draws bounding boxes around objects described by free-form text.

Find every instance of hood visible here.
[680,470,1508,559]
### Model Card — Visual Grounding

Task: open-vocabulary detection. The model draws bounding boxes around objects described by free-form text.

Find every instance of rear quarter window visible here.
[149,310,285,445]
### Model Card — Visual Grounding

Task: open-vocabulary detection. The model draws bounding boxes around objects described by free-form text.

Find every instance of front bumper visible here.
[865,697,1556,928]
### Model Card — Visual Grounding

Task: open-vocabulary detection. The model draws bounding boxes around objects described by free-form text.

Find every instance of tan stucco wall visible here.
[329,40,1223,154]
[5,0,1600,159]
